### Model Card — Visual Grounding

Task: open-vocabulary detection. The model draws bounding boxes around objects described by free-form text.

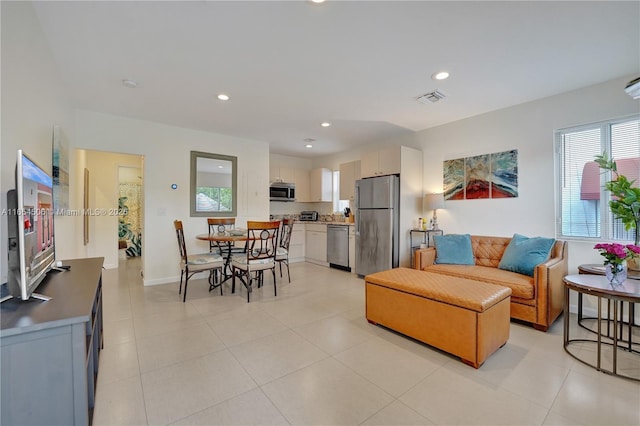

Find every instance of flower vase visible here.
[605,263,627,285]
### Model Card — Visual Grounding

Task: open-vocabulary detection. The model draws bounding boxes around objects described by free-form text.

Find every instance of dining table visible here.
[196,231,248,285]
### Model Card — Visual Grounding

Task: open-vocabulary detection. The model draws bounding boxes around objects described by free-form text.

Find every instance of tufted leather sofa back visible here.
[470,236,511,267]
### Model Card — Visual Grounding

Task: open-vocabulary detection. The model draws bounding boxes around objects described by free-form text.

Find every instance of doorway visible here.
[82,149,144,272]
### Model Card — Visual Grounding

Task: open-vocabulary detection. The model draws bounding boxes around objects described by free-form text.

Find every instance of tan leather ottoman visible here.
[365,267,512,368]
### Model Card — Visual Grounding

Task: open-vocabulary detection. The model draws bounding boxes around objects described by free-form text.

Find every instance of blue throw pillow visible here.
[498,233,555,277]
[433,234,474,265]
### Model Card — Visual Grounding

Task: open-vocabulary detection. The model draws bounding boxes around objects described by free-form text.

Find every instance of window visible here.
[332,170,350,213]
[557,116,640,241]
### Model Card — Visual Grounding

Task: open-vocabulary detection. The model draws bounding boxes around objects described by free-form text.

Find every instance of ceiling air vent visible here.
[416,90,446,104]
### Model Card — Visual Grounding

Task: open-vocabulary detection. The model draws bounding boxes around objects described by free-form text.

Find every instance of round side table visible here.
[563,273,640,381]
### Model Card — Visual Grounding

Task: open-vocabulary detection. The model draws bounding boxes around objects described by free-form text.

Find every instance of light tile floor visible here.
[93,259,640,425]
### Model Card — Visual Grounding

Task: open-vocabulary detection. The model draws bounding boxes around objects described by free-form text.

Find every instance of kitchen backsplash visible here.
[269,201,332,216]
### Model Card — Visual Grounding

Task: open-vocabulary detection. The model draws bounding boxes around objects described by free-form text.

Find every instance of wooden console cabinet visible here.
[1,257,104,425]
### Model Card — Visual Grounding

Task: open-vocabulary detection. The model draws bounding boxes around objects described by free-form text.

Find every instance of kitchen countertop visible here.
[297,221,354,226]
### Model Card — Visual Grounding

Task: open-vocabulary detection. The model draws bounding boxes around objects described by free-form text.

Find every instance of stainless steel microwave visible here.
[270,182,296,201]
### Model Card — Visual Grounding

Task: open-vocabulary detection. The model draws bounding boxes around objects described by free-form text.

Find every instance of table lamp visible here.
[424,193,445,230]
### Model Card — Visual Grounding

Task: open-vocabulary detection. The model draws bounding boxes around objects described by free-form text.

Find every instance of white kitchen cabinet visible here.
[309,168,332,202]
[294,168,310,202]
[270,167,296,183]
[339,160,361,201]
[305,223,327,265]
[360,146,401,178]
[288,223,306,262]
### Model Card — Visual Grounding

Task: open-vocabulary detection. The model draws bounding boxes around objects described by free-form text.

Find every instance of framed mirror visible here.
[190,151,237,217]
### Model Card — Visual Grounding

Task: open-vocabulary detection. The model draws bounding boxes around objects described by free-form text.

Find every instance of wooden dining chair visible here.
[231,220,280,302]
[207,217,244,256]
[174,220,224,302]
[207,217,238,253]
[276,218,294,283]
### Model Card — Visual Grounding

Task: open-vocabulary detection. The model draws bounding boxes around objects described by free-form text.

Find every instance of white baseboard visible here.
[143,270,209,286]
[305,258,329,267]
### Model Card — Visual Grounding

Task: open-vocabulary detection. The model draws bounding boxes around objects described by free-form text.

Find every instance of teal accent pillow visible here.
[498,233,555,277]
[433,234,474,265]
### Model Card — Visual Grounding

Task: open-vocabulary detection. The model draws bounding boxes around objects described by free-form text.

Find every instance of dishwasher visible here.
[327,225,350,271]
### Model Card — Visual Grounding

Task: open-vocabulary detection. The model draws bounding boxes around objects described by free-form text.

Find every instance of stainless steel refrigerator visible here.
[355,175,400,276]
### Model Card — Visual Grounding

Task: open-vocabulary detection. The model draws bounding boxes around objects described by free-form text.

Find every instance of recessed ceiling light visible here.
[306,144,313,148]
[218,165,224,169]
[310,0,326,3]
[321,122,331,127]
[217,94,230,101]
[122,79,138,88]
[432,71,450,81]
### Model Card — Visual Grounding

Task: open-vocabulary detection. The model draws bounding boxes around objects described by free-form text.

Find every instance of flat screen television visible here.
[5,150,56,301]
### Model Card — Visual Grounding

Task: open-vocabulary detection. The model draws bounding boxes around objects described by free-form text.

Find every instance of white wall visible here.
[1,1,80,283]
[311,133,420,172]
[399,146,424,267]
[75,110,270,285]
[270,154,312,171]
[119,167,142,184]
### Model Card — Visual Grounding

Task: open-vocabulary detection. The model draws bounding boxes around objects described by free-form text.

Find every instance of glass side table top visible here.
[578,263,640,280]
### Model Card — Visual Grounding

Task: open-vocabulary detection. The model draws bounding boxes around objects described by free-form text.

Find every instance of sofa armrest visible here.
[414,247,436,270]
[532,241,568,329]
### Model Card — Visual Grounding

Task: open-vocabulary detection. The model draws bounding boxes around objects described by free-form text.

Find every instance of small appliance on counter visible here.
[299,211,319,221]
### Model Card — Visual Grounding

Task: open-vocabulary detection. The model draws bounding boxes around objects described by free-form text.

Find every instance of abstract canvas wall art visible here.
[443,158,465,200]
[490,149,518,198]
[443,149,518,200]
[465,154,491,199]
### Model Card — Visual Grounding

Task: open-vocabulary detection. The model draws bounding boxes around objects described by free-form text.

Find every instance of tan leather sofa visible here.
[414,235,568,331]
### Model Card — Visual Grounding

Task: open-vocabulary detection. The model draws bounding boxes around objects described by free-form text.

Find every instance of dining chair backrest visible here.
[246,220,280,261]
[279,218,295,251]
[207,217,237,252]
[207,217,236,234]
[174,220,188,260]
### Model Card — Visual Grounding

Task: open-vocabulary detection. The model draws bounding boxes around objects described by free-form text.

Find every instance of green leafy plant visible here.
[126,232,142,257]
[117,196,141,257]
[594,153,640,245]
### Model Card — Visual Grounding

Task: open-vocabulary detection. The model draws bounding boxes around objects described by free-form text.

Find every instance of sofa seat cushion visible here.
[424,264,535,300]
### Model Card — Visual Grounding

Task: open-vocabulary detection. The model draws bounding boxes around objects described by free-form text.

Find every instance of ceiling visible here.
[30,1,640,158]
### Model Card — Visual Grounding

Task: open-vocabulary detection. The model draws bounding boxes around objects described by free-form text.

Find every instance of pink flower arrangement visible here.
[594,243,640,267]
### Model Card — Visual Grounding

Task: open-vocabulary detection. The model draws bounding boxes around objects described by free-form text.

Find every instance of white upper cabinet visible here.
[310,167,332,202]
[360,146,401,178]
[339,160,361,201]
[294,168,310,202]
[270,167,295,183]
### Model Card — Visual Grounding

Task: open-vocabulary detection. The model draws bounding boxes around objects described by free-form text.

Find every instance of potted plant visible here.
[594,153,640,268]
